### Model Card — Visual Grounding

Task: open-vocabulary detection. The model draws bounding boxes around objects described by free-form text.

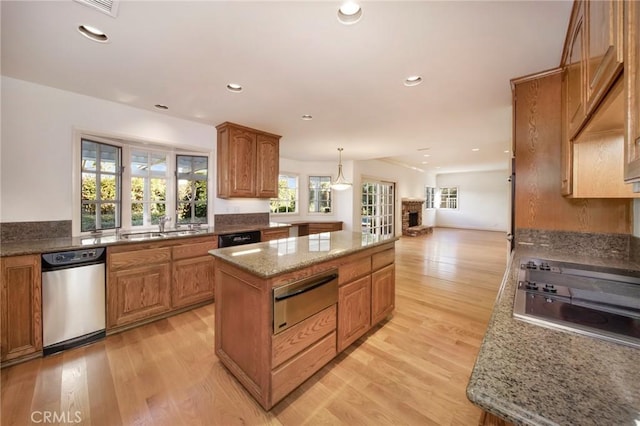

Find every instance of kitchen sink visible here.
[120,229,208,241]
[513,258,640,348]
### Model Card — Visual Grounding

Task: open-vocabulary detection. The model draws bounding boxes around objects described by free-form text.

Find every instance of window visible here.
[270,174,298,214]
[75,135,210,235]
[131,150,168,227]
[308,176,332,213]
[425,186,435,209]
[81,139,122,232]
[176,155,208,225]
[439,187,458,209]
[361,180,395,236]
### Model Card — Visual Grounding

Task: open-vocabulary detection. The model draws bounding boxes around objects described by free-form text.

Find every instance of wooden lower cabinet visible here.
[308,222,342,235]
[371,263,395,325]
[172,256,214,309]
[260,228,290,242]
[108,263,172,328]
[107,236,216,330]
[214,240,395,410]
[337,275,371,352]
[171,239,217,309]
[1,255,42,363]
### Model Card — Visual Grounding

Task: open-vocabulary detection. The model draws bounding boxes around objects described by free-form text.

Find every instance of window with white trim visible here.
[425,186,435,209]
[81,139,122,232]
[176,155,208,224]
[75,135,210,235]
[308,176,332,214]
[130,150,168,227]
[270,174,298,214]
[361,180,395,236]
[439,187,458,209]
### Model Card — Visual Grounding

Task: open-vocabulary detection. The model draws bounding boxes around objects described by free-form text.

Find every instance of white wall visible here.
[0,76,271,224]
[1,77,435,232]
[354,159,436,235]
[435,170,509,232]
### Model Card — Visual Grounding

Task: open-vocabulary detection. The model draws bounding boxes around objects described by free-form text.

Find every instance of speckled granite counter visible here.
[467,247,640,426]
[209,230,398,278]
[0,222,292,257]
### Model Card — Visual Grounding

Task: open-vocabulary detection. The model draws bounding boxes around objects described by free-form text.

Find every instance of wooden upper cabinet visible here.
[216,122,280,198]
[560,69,574,196]
[256,133,279,198]
[624,0,640,182]
[585,0,623,115]
[565,0,587,138]
[1,255,42,362]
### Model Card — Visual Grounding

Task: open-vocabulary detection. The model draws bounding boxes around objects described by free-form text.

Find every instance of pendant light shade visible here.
[331,148,352,191]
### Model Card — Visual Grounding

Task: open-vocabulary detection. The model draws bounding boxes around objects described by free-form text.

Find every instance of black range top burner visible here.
[513,258,640,348]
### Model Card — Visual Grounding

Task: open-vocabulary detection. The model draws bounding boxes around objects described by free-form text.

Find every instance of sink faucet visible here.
[159,215,171,232]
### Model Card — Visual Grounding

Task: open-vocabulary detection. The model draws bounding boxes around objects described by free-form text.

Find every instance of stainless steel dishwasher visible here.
[41,247,106,355]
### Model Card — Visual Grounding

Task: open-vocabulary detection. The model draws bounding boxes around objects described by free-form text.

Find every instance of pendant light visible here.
[331,148,352,191]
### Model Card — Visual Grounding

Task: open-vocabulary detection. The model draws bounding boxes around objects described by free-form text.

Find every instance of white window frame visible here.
[425,186,435,209]
[72,130,211,237]
[270,173,299,215]
[308,175,333,215]
[438,186,458,209]
[129,148,172,228]
[361,179,395,236]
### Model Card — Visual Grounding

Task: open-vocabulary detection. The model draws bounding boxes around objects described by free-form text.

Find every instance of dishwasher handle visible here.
[274,273,338,302]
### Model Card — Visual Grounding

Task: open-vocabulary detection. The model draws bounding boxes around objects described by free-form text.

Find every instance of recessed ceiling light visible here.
[404,76,423,87]
[472,148,480,152]
[337,2,363,25]
[78,24,109,43]
[154,104,168,110]
[423,154,430,157]
[504,150,510,154]
[301,114,313,120]
[226,83,243,93]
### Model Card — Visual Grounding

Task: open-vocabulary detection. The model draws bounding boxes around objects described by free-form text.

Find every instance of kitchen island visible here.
[209,230,397,410]
[467,245,640,426]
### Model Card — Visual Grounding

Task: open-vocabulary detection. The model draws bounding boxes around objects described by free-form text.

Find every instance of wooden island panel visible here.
[213,238,396,410]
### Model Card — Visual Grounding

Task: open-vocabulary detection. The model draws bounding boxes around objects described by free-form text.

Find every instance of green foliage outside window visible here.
[270,174,298,214]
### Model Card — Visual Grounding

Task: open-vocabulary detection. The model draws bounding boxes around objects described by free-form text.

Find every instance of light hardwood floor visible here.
[1,228,509,426]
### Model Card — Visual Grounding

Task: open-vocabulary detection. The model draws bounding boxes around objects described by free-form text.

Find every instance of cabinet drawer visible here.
[372,248,394,271]
[338,257,371,285]
[272,304,336,368]
[271,331,337,405]
[172,241,217,260]
[308,222,342,234]
[261,228,290,242]
[109,247,172,271]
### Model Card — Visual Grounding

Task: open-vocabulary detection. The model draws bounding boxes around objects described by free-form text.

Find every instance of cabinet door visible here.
[108,263,171,328]
[561,69,574,196]
[567,1,587,138]
[337,275,371,352]
[624,0,640,181]
[586,0,623,114]
[1,255,42,362]
[256,133,279,198]
[371,264,395,325]
[172,256,215,309]
[229,127,257,197]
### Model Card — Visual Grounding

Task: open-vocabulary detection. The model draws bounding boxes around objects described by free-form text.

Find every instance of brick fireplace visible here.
[401,198,432,237]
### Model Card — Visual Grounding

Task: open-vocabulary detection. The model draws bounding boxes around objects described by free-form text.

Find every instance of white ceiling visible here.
[1,0,573,174]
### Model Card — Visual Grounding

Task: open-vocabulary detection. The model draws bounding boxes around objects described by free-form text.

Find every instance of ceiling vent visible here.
[74,0,119,18]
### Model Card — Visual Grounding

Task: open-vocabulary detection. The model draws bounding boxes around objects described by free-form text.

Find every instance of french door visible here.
[361,180,395,236]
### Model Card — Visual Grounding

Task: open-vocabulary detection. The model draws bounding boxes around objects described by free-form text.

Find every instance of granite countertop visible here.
[209,230,397,279]
[0,222,293,257]
[467,247,640,426]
